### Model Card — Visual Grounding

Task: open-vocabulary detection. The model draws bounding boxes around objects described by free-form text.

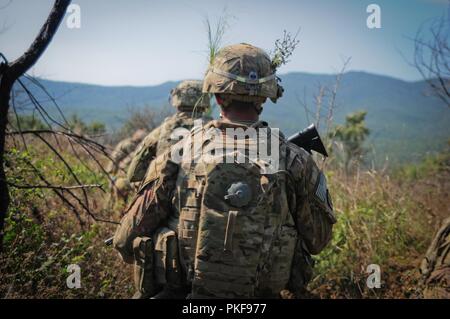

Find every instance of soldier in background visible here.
[108,81,211,213]
[106,129,147,208]
[127,80,212,186]
[420,217,450,299]
[113,43,335,299]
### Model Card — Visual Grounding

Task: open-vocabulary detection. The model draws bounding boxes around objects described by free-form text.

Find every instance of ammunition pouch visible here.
[132,228,182,299]
[132,236,156,299]
[153,227,182,287]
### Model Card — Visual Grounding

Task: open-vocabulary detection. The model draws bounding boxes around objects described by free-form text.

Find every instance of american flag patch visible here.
[315,172,327,204]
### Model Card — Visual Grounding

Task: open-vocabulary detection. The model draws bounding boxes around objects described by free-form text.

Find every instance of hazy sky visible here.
[0,0,448,86]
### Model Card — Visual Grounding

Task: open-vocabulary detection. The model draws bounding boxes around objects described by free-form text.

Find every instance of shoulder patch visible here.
[315,172,328,205]
[314,172,336,223]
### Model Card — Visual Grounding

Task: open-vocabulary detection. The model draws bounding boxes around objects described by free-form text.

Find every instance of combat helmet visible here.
[170,80,210,112]
[202,43,284,110]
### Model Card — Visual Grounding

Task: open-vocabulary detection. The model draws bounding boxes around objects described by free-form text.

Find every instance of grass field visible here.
[1,135,448,298]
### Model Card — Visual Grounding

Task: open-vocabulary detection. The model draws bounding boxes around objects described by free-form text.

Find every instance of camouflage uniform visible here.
[420,217,450,299]
[127,80,212,184]
[107,129,147,205]
[113,44,335,299]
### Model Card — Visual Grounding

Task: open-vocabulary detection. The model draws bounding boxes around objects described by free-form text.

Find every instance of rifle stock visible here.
[287,124,329,157]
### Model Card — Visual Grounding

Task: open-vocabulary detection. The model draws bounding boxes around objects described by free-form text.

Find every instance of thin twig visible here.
[6,182,103,190]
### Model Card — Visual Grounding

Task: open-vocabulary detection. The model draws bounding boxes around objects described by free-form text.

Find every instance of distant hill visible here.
[16,71,450,166]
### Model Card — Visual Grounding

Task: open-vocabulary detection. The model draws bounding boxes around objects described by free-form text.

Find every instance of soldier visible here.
[420,217,450,299]
[107,129,147,207]
[113,43,335,299]
[127,80,212,185]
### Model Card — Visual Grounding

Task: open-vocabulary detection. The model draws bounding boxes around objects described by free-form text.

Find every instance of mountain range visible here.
[16,71,450,166]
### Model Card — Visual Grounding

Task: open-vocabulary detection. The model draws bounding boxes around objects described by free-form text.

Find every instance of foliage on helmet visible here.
[270,30,300,71]
[202,43,282,102]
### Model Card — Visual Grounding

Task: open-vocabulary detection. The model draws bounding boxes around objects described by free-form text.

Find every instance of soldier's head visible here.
[202,43,283,122]
[170,80,210,113]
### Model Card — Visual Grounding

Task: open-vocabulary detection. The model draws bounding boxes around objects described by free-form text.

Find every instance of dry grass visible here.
[1,135,448,298]
[310,152,449,298]
[0,137,132,298]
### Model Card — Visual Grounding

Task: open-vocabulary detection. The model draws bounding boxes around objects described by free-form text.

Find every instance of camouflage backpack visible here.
[169,122,299,298]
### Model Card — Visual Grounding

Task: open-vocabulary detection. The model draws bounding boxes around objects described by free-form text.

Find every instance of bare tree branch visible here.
[413,5,450,107]
[0,0,71,250]
[6,1,70,81]
[326,57,351,135]
[7,182,103,190]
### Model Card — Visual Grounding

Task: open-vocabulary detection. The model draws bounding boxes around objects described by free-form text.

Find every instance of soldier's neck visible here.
[221,115,259,126]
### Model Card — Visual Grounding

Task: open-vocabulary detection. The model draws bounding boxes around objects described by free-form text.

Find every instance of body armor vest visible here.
[169,122,298,298]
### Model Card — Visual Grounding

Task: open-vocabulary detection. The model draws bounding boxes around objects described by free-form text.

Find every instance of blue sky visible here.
[0,0,448,85]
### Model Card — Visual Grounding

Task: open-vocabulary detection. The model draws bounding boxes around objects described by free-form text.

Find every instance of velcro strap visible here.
[224,210,239,252]
[210,68,276,85]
